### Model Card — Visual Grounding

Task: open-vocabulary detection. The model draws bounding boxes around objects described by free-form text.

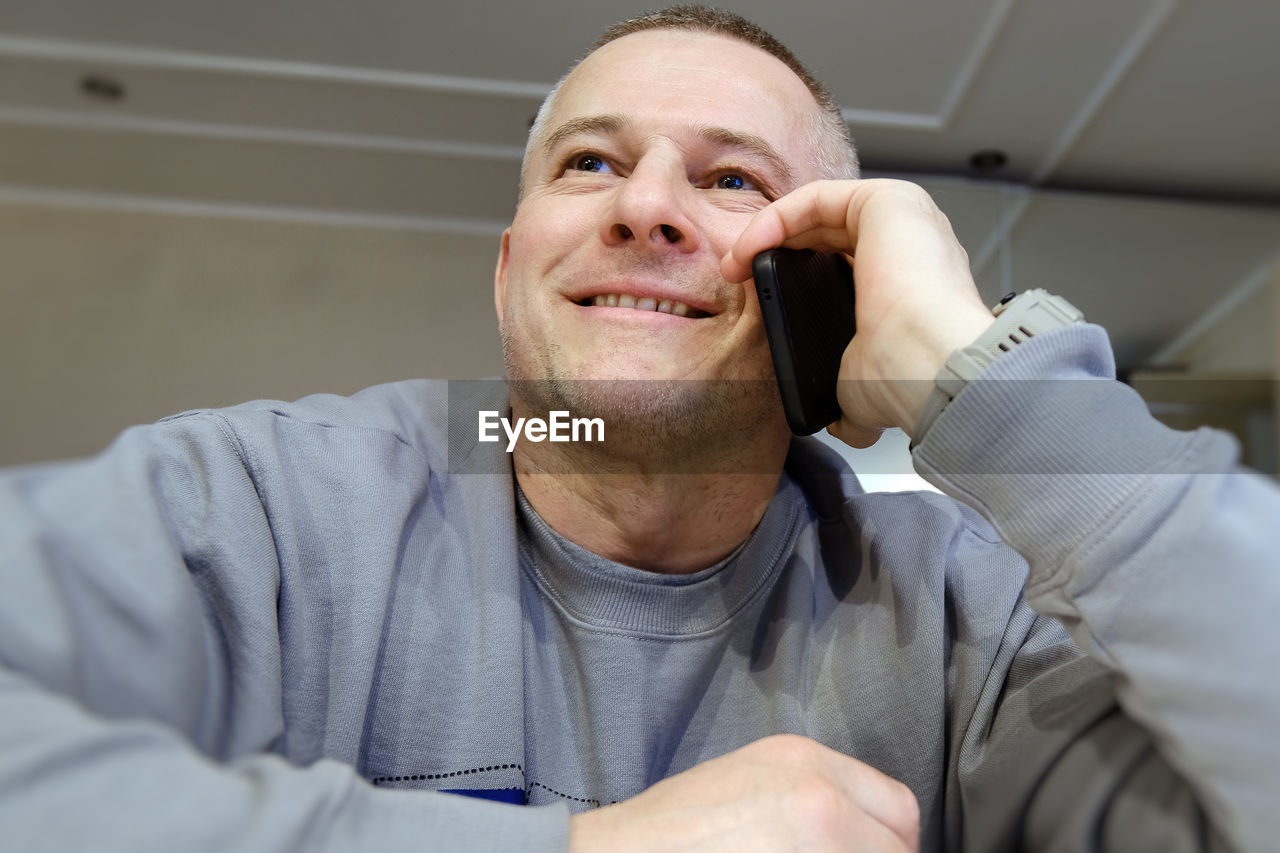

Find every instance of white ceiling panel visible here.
[2,0,1007,109]
[1054,0,1280,199]
[0,53,543,149]
[748,0,1006,116]
[914,175,1013,292]
[0,122,523,222]
[993,191,1280,369]
[848,0,1173,180]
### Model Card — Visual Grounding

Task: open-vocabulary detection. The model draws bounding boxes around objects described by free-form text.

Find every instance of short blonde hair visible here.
[520,5,859,198]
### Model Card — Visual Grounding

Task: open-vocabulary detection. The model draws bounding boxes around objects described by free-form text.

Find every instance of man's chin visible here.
[512,376,719,419]
[509,376,783,459]
[557,377,718,420]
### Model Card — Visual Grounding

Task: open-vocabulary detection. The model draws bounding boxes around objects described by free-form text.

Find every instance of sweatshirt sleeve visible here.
[0,413,568,852]
[912,324,1280,852]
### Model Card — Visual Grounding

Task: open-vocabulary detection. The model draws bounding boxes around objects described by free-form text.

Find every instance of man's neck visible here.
[512,431,790,576]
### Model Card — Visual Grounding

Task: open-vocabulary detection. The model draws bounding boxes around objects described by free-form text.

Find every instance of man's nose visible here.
[602,157,701,254]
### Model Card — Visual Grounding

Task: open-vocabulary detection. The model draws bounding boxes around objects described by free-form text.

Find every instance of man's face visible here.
[495,30,826,431]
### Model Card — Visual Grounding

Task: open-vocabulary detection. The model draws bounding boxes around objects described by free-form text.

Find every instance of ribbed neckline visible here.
[516,475,805,637]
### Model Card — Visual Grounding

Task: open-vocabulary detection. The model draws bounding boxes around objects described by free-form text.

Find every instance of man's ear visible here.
[493,228,512,324]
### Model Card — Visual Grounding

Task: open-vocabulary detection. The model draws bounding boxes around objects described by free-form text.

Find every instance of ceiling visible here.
[1,0,1278,377]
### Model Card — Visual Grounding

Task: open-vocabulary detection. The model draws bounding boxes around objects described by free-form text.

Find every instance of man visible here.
[1,6,1276,852]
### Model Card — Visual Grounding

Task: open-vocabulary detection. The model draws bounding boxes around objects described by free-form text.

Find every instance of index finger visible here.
[720,178,878,282]
[826,750,922,850]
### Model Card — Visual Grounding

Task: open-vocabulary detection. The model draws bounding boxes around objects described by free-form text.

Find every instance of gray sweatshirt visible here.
[0,325,1276,851]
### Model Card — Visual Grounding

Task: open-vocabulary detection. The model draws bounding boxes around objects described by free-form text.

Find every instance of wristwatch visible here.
[911,289,1085,445]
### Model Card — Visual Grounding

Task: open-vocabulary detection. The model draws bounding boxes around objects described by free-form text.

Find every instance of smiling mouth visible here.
[577,293,711,318]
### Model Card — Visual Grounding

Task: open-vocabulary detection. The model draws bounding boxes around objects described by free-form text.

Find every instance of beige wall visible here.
[1,204,506,465]
[1131,261,1279,476]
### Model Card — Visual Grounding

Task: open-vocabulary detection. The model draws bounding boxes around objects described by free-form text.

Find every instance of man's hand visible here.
[568,735,920,852]
[722,179,994,447]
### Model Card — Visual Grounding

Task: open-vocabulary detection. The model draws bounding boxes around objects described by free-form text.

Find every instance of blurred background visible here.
[1,0,1277,486]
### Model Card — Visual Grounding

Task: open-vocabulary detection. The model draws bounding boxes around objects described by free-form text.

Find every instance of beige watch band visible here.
[911,289,1085,446]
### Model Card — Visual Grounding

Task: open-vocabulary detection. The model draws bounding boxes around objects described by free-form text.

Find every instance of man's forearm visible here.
[914,323,1280,851]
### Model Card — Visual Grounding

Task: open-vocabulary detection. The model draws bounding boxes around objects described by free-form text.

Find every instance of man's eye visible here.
[571,155,611,174]
[715,173,751,191]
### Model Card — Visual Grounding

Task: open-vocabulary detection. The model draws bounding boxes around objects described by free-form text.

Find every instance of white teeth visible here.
[588,293,699,316]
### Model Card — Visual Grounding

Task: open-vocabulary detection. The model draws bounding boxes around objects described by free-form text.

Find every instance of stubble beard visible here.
[501,333,784,474]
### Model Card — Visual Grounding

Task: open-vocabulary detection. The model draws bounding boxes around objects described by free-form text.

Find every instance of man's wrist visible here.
[910,289,1086,445]
[885,306,993,435]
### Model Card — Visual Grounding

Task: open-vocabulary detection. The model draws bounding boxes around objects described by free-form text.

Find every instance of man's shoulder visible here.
[158,379,452,455]
[786,435,1002,545]
[785,435,1023,602]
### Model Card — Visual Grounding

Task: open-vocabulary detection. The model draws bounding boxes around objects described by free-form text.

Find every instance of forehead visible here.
[549,29,821,153]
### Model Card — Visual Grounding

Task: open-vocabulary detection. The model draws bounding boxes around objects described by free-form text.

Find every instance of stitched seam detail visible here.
[370,763,523,785]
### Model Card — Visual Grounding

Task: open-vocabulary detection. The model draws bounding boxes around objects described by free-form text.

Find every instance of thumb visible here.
[826,419,882,449]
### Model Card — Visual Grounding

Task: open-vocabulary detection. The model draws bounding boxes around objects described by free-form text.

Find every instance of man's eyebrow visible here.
[539,114,795,186]
[695,125,794,187]
[540,114,628,155]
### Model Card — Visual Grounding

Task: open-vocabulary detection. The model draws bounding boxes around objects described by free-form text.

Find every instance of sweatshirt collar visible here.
[515,475,804,637]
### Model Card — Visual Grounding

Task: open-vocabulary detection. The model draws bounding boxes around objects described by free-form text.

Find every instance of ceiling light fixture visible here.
[968,149,1008,172]
[80,75,126,102]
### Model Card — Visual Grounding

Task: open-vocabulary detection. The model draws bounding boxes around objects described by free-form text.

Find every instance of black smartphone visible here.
[752,249,856,435]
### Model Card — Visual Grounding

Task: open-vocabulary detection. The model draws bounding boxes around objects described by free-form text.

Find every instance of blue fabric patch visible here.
[441,787,526,805]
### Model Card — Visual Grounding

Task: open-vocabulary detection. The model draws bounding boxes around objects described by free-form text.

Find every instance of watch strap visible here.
[911,289,1085,445]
